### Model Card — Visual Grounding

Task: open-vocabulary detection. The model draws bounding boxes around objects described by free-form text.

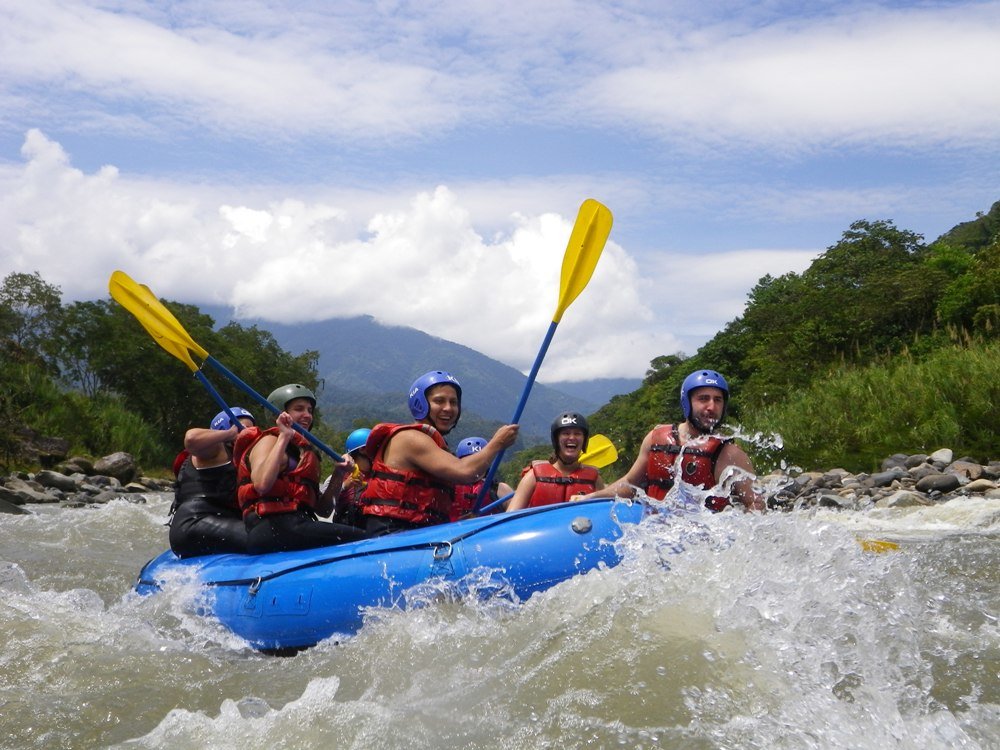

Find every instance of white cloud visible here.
[3,1,998,149]
[0,0,492,137]
[586,4,1000,147]
[643,247,819,354]
[0,130,674,379]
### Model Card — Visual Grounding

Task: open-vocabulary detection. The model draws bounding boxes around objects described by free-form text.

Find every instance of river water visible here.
[2,494,998,749]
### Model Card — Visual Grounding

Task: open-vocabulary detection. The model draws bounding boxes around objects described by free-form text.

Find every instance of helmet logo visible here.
[559,415,578,426]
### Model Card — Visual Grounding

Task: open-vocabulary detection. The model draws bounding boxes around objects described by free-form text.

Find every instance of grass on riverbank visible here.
[747,340,999,473]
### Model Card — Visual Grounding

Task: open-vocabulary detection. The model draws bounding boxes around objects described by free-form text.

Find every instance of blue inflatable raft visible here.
[136,497,651,651]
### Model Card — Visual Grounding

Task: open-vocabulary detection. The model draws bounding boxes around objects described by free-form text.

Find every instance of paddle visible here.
[478,433,620,513]
[857,538,900,553]
[108,270,344,461]
[471,199,613,513]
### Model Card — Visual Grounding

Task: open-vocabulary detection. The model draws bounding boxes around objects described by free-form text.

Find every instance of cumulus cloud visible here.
[585,4,1000,147]
[0,130,682,379]
[2,1,998,148]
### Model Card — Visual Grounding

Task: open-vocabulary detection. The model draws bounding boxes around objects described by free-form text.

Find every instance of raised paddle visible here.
[108,270,344,461]
[478,433,620,514]
[472,199,613,513]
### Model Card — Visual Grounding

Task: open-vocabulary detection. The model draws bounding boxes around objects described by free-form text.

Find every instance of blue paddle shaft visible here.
[192,371,246,432]
[202,355,343,462]
[479,491,515,515]
[472,320,558,513]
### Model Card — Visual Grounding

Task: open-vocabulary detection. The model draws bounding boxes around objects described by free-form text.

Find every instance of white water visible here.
[1,495,998,749]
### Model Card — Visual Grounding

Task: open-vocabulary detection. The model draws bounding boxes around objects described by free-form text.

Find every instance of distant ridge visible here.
[203,311,639,442]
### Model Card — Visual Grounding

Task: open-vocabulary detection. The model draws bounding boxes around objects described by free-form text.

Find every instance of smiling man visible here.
[359,370,519,534]
[579,370,764,512]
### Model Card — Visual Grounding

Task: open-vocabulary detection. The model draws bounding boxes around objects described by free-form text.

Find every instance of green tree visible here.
[0,271,62,360]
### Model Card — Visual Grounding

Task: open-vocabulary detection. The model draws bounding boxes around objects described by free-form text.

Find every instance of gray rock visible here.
[89,490,123,504]
[904,453,929,468]
[909,463,942,480]
[34,470,79,492]
[0,497,31,515]
[866,467,907,488]
[915,473,962,493]
[817,493,852,508]
[63,456,95,474]
[876,490,932,508]
[947,460,983,481]
[928,448,954,467]
[0,477,58,504]
[92,452,137,485]
[87,475,122,490]
[881,453,909,471]
[963,479,997,493]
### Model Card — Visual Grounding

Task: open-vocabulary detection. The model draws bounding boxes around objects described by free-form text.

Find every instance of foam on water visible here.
[2,494,998,749]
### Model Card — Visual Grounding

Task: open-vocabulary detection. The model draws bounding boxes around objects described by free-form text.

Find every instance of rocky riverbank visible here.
[0,451,173,515]
[764,448,1000,510]
[2,447,998,516]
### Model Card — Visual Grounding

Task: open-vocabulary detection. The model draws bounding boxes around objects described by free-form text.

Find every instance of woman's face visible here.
[285,398,314,429]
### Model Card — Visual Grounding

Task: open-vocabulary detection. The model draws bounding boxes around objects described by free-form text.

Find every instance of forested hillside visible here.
[2,201,997,476]
[589,201,1000,474]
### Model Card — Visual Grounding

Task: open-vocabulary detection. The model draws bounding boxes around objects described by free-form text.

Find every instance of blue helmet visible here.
[210,407,255,431]
[408,370,462,420]
[345,428,371,456]
[680,369,729,425]
[456,436,487,459]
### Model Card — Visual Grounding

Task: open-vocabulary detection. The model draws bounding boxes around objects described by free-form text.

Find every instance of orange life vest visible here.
[360,423,454,526]
[646,424,730,511]
[524,460,599,508]
[233,426,320,518]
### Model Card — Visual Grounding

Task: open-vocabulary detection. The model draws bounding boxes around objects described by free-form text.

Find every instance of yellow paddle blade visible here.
[108,270,209,371]
[554,199,613,323]
[580,434,618,469]
[857,538,900,553]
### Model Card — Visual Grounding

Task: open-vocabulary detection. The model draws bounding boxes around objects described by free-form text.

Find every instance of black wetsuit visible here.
[169,457,249,558]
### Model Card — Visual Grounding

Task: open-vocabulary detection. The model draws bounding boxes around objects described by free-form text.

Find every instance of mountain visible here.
[543,377,641,405]
[206,310,635,443]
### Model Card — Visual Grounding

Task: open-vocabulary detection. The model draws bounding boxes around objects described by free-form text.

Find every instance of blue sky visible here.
[1,0,998,381]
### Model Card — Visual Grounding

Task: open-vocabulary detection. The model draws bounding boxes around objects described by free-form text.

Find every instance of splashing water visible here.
[1,494,998,749]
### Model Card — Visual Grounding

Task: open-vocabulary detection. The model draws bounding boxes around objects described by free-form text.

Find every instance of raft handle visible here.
[432,541,453,560]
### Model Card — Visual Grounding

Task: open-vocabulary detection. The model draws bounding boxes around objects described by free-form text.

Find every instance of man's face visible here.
[425,384,460,434]
[688,387,725,433]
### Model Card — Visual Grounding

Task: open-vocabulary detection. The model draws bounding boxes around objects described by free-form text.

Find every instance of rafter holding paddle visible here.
[473,198,614,513]
[477,433,619,514]
[108,270,344,461]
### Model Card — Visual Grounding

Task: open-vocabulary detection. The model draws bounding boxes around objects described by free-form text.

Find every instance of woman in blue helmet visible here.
[325,427,372,528]
[169,407,256,558]
[451,436,515,519]
[577,370,763,512]
[359,370,519,534]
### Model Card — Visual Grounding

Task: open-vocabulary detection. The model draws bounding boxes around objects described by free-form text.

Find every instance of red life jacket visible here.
[233,426,320,518]
[525,460,599,508]
[646,424,731,511]
[451,479,502,520]
[172,449,190,478]
[360,423,454,526]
